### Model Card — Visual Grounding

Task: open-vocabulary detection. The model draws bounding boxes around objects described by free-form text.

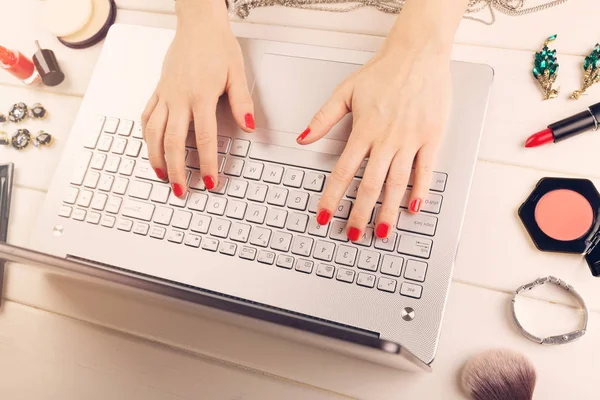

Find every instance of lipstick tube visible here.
[549,102,600,142]
[0,45,40,85]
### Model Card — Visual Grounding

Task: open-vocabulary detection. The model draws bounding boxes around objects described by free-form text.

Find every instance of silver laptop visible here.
[24,24,493,371]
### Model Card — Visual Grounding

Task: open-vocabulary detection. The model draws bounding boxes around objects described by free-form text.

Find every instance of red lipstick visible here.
[525,128,554,148]
[525,102,600,148]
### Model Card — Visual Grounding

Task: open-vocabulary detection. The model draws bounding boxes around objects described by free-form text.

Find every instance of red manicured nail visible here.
[203,175,216,190]
[296,127,310,143]
[347,227,361,242]
[245,113,255,130]
[375,223,390,239]
[316,210,331,225]
[410,198,422,213]
[154,168,167,180]
[172,183,184,197]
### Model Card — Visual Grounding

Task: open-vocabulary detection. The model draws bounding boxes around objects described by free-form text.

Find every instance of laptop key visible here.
[247,183,268,202]
[230,139,250,157]
[230,223,251,243]
[243,161,264,180]
[313,240,335,262]
[303,172,325,192]
[227,179,248,199]
[357,249,380,272]
[91,193,108,211]
[113,177,129,195]
[266,186,288,206]
[291,235,313,257]
[250,227,271,247]
[150,185,171,204]
[105,155,121,173]
[397,211,437,236]
[377,277,397,293]
[266,208,288,228]
[133,222,150,236]
[167,229,185,244]
[240,246,257,260]
[380,254,403,277]
[184,234,202,248]
[287,191,309,211]
[246,204,267,224]
[263,164,284,184]
[77,190,93,208]
[336,268,355,283]
[90,153,106,170]
[73,209,86,221]
[202,238,219,251]
[84,115,105,149]
[283,169,304,188]
[58,206,72,218]
[206,197,227,215]
[86,212,101,225]
[335,245,357,266]
[154,206,174,225]
[257,250,275,265]
[398,235,432,259]
[374,232,397,252]
[224,158,245,177]
[307,218,329,238]
[357,273,376,288]
[129,180,152,200]
[400,282,423,299]
[121,199,154,221]
[295,259,313,274]
[276,254,294,269]
[316,264,335,279]
[225,200,247,220]
[100,215,116,228]
[271,231,292,252]
[172,210,192,229]
[329,220,348,242]
[188,192,208,211]
[404,259,428,282]
[190,214,211,233]
[84,171,100,189]
[117,218,133,231]
[209,218,231,238]
[149,226,166,239]
[64,187,79,204]
[285,212,307,233]
[219,241,237,256]
[103,117,119,133]
[106,197,122,214]
[98,174,114,192]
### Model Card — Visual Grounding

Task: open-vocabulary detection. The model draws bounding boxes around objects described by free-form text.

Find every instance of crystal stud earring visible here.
[30,103,48,120]
[8,102,29,123]
[571,43,600,100]
[533,34,560,100]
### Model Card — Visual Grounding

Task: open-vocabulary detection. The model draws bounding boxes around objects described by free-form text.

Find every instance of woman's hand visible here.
[299,39,452,240]
[142,1,254,197]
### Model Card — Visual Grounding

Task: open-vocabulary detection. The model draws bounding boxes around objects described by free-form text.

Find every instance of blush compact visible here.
[519,177,600,276]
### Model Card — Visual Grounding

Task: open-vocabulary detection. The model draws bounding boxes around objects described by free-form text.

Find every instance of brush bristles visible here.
[461,349,537,400]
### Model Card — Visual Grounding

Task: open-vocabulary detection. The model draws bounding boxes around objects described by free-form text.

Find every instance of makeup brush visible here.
[461,349,537,400]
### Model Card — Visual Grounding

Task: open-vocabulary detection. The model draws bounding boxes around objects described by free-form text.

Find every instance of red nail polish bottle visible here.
[0,45,40,85]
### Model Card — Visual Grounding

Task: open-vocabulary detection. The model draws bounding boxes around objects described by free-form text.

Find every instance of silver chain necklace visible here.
[229,0,569,25]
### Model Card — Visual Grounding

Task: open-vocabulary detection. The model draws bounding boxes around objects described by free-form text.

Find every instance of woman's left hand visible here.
[298,38,452,241]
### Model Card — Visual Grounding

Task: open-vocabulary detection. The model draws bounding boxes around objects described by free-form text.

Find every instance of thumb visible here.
[227,63,255,132]
[297,83,352,145]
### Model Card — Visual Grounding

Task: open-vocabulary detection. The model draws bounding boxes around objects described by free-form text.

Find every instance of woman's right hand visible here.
[142,0,254,197]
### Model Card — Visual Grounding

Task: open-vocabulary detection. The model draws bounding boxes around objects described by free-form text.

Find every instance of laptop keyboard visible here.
[59,116,448,300]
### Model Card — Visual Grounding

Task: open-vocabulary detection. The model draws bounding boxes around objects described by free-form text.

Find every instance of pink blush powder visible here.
[535,189,594,241]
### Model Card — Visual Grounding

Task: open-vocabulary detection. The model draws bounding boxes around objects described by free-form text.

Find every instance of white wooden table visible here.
[2,1,600,398]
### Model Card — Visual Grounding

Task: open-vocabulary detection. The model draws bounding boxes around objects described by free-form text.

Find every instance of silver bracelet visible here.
[511,276,588,345]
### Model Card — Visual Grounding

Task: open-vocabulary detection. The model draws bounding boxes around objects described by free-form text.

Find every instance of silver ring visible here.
[511,276,588,345]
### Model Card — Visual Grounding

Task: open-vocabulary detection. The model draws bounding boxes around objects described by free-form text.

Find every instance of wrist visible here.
[176,0,229,27]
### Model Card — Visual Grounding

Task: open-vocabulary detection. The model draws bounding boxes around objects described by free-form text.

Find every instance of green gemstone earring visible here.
[571,43,600,100]
[533,34,560,100]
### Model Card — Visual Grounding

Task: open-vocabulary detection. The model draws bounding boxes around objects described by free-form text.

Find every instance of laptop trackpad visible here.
[252,54,360,142]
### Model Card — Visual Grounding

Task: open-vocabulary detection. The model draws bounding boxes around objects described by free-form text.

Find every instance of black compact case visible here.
[519,177,600,276]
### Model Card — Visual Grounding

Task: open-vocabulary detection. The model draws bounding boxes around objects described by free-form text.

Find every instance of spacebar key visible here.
[122,199,155,221]
[249,142,338,172]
